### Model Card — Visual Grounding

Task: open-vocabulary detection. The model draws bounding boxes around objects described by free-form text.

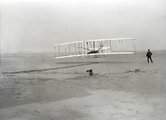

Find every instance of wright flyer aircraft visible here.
[54,38,136,59]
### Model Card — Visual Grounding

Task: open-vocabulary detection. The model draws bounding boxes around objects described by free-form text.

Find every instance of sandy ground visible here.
[0,51,166,120]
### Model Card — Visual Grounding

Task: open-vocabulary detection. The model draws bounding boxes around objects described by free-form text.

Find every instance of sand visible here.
[0,51,166,120]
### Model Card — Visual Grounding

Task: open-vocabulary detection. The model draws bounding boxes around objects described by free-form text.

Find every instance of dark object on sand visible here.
[135,69,140,72]
[86,69,93,76]
[126,68,146,73]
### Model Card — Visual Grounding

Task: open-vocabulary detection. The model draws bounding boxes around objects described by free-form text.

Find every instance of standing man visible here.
[146,49,153,63]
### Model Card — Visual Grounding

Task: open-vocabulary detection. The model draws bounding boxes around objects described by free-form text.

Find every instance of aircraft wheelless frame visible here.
[54,38,136,59]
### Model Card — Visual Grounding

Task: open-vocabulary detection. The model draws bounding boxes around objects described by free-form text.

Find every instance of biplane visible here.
[54,38,136,59]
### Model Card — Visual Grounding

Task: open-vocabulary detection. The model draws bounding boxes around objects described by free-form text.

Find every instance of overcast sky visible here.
[1,0,166,53]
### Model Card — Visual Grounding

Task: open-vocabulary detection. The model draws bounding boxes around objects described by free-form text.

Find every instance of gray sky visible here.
[1,0,166,53]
